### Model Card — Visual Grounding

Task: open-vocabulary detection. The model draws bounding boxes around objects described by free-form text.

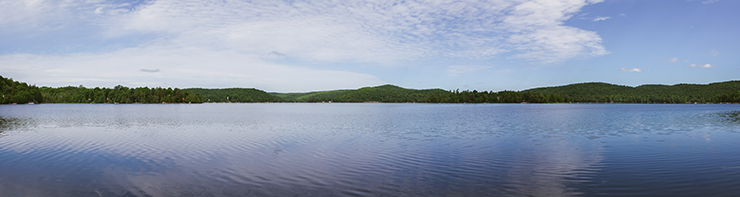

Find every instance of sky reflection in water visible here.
[1,104,740,196]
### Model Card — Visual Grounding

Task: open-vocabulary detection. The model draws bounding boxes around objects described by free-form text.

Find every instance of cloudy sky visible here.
[0,0,737,92]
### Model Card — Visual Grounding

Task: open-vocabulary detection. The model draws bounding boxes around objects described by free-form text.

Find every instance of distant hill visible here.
[524,81,740,103]
[273,84,448,102]
[2,74,739,104]
[185,88,280,102]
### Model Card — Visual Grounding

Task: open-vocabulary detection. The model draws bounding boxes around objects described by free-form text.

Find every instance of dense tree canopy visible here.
[2,75,203,104]
[273,85,447,102]
[273,82,739,103]
[525,81,740,103]
[0,75,43,104]
[185,88,280,102]
[40,85,202,104]
[426,89,569,103]
[717,90,740,103]
[2,75,739,104]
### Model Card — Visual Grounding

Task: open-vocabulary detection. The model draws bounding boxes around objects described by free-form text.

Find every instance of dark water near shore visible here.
[1,103,740,196]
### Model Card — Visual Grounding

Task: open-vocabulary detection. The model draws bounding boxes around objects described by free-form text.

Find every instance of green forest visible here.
[2,75,739,104]
[271,82,740,103]
[185,88,280,103]
[524,81,740,103]
[0,76,43,104]
[272,85,448,102]
[2,75,202,104]
[40,85,203,104]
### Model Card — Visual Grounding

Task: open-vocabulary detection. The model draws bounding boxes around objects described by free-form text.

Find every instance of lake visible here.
[1,103,740,196]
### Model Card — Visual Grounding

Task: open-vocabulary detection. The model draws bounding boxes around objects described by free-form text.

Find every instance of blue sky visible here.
[0,0,737,92]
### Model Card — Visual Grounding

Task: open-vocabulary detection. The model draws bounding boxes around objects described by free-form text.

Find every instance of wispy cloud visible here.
[101,0,607,63]
[710,50,720,57]
[0,0,609,64]
[689,63,715,68]
[447,65,492,76]
[703,0,720,4]
[670,58,678,63]
[264,51,286,59]
[592,16,610,21]
[268,51,285,57]
[620,68,643,72]
[139,69,160,73]
[0,0,610,90]
[0,47,385,92]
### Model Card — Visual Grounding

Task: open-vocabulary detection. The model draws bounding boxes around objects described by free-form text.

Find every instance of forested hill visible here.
[273,85,448,102]
[524,81,740,103]
[185,88,280,102]
[2,74,739,104]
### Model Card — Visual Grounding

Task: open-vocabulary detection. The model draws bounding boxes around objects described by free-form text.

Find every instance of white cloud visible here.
[498,0,609,62]
[0,1,74,33]
[0,0,611,90]
[710,50,720,57]
[619,13,626,17]
[703,0,720,4]
[0,47,385,92]
[0,0,138,32]
[592,16,610,21]
[670,58,678,63]
[508,25,608,63]
[447,65,492,76]
[99,0,607,63]
[620,68,643,72]
[689,63,715,68]
[94,7,104,15]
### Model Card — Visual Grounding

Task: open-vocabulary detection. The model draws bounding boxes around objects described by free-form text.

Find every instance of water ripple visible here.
[0,104,740,196]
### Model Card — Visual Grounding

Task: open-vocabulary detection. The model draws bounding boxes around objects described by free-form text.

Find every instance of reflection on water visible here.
[0,104,739,196]
[716,111,740,123]
[0,116,34,134]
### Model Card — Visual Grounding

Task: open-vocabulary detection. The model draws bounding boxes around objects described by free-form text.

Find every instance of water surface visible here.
[1,103,740,196]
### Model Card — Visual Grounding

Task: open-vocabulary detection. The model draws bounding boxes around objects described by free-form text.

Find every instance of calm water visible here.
[1,103,740,196]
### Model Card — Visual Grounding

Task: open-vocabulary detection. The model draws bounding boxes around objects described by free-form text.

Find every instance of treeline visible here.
[273,85,447,102]
[3,74,739,104]
[271,82,740,103]
[717,90,740,103]
[427,90,569,103]
[271,85,569,103]
[41,85,202,104]
[3,75,204,104]
[1,76,44,104]
[185,88,280,102]
[524,81,740,103]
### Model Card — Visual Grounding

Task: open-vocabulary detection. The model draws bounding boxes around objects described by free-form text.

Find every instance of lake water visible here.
[1,103,740,196]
